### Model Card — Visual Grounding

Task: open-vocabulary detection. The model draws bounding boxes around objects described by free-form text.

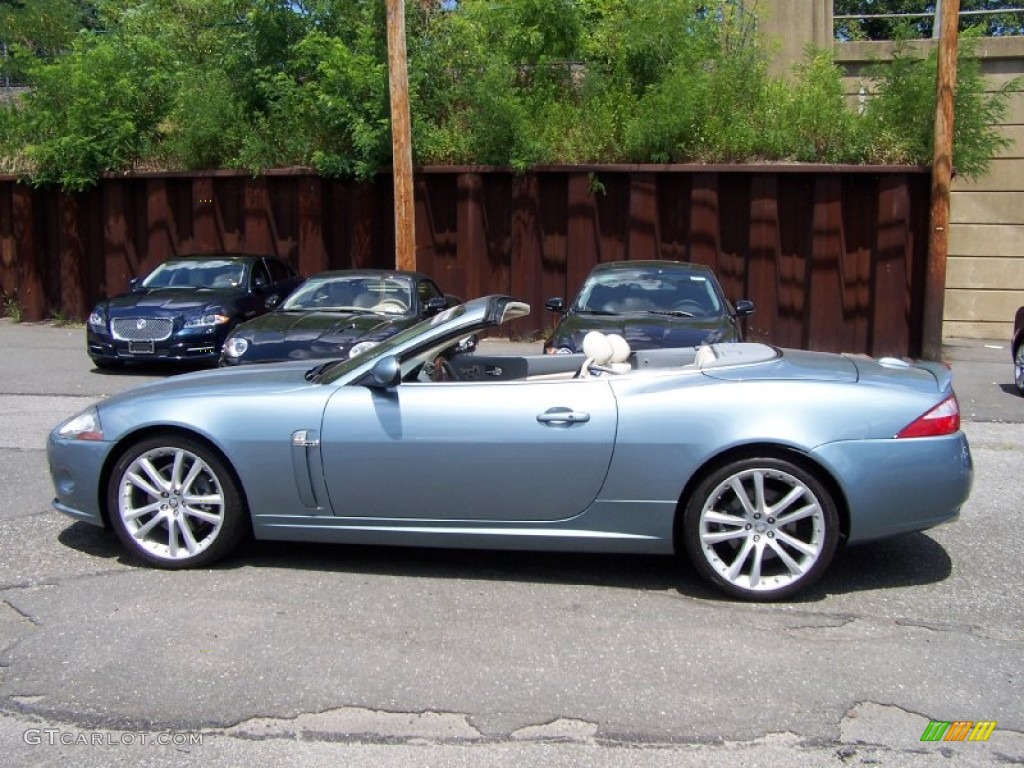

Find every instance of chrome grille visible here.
[112,317,174,341]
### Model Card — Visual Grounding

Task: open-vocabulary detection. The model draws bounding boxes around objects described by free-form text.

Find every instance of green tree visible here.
[834,0,1024,40]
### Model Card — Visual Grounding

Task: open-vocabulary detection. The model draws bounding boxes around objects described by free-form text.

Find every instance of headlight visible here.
[87,308,106,330]
[56,406,103,441]
[348,341,379,358]
[222,337,249,358]
[185,313,230,328]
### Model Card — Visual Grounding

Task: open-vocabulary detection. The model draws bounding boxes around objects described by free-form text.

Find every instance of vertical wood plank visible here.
[689,173,720,268]
[12,185,44,320]
[57,189,87,320]
[510,173,542,339]
[298,176,327,276]
[807,176,846,352]
[457,172,485,302]
[747,175,781,343]
[147,178,177,264]
[567,173,599,295]
[626,172,658,260]
[243,177,273,255]
[874,176,912,357]
[193,177,219,253]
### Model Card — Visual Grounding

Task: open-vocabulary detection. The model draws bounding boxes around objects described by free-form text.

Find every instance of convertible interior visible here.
[434,332,778,383]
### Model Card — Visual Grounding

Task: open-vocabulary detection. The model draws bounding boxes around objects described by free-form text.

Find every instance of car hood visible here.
[229,310,418,363]
[103,288,242,314]
[554,312,737,350]
[238,310,406,341]
[100,361,317,408]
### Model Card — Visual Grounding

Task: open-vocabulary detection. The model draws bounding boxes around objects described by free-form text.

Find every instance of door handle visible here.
[537,408,591,425]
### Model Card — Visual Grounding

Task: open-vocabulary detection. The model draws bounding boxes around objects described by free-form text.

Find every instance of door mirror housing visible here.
[368,356,402,389]
[733,299,755,318]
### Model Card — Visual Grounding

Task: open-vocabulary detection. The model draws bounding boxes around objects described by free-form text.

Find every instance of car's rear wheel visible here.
[107,435,246,569]
[683,456,839,601]
[1015,342,1024,395]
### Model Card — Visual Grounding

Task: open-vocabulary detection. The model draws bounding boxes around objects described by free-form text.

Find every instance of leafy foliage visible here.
[834,0,1024,41]
[0,0,1017,187]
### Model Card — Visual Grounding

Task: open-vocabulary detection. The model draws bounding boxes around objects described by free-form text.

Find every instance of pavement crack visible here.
[223,705,485,743]
[1,598,41,627]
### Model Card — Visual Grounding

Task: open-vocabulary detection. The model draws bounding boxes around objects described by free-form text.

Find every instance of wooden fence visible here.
[0,165,931,356]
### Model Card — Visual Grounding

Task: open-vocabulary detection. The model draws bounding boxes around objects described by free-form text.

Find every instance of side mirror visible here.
[129,277,143,292]
[425,296,448,315]
[545,297,566,313]
[368,356,402,389]
[454,334,478,354]
[265,294,281,309]
[733,299,755,318]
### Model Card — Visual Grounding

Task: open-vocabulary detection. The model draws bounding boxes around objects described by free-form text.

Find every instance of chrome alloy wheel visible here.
[693,464,834,597]
[116,445,226,561]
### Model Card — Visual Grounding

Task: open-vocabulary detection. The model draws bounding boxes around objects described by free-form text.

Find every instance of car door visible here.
[319,379,618,521]
[264,257,303,301]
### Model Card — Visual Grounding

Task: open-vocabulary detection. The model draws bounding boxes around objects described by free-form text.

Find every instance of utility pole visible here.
[386,0,416,271]
[922,0,959,360]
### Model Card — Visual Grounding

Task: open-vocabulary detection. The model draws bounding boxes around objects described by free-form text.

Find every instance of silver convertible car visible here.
[48,296,973,601]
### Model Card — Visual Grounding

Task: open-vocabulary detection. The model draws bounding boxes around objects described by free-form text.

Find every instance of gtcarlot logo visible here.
[920,721,997,742]
[23,729,203,747]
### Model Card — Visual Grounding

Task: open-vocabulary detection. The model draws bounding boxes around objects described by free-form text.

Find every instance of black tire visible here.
[1014,342,1024,396]
[107,435,246,569]
[92,358,123,370]
[682,456,839,601]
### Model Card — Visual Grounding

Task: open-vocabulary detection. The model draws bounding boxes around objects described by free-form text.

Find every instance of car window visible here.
[576,269,722,315]
[142,259,245,289]
[418,280,443,308]
[251,261,272,288]
[266,258,295,284]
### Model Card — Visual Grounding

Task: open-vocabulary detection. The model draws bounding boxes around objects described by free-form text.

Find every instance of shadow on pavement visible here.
[57,521,951,604]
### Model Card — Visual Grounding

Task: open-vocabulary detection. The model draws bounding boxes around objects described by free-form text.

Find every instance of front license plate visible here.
[128,341,155,355]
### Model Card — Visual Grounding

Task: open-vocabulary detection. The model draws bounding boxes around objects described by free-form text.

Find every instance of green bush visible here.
[0,0,1015,187]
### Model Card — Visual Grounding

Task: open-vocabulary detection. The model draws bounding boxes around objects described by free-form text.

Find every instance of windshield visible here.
[142,262,245,290]
[574,267,723,316]
[317,303,469,383]
[282,275,414,314]
[142,259,246,289]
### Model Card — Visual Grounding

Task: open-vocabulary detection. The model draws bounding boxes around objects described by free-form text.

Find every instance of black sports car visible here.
[219,270,459,366]
[86,254,302,369]
[544,260,754,354]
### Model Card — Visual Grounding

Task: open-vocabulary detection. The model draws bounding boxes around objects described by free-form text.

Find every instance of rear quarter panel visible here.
[602,371,961,511]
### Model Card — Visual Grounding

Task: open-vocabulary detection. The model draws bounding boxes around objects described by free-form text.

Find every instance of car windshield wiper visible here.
[576,308,619,316]
[645,309,696,317]
[287,306,361,313]
[304,361,336,382]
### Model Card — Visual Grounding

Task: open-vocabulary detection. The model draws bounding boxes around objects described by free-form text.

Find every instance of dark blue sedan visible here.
[86,254,301,368]
[219,270,459,366]
[544,261,754,354]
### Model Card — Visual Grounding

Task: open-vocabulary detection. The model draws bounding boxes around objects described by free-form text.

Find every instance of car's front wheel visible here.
[107,435,247,568]
[683,456,839,601]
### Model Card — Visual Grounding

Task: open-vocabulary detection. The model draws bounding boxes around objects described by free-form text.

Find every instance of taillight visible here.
[895,394,960,438]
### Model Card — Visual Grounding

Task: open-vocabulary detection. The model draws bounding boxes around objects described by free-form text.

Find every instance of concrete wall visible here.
[761,1,1024,341]
[834,36,1024,341]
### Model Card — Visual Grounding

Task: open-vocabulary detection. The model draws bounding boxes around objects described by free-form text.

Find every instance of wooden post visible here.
[386,0,416,271]
[922,0,959,360]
